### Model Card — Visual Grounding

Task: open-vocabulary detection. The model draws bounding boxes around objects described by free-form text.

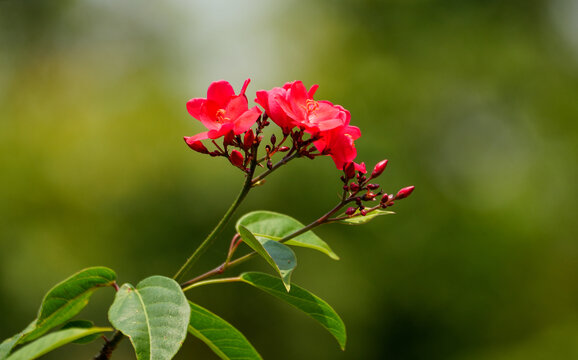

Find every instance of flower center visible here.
[215,109,230,123]
[305,99,319,115]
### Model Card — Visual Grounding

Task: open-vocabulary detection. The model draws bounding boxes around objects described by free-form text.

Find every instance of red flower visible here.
[314,124,364,172]
[256,81,348,134]
[185,79,261,143]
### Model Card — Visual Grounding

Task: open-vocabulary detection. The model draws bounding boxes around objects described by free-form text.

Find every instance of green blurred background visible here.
[1,0,578,359]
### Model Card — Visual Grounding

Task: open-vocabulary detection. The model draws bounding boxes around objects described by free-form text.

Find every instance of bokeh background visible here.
[1,0,578,359]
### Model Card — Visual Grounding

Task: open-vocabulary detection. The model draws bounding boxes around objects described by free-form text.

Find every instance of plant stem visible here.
[251,152,298,185]
[181,198,349,290]
[182,276,241,292]
[173,155,257,283]
[93,331,124,360]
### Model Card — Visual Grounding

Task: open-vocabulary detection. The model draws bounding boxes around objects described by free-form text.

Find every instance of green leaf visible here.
[6,327,111,360]
[188,301,262,360]
[237,225,296,291]
[237,210,339,260]
[0,336,20,360]
[61,320,101,344]
[338,210,395,225]
[240,272,346,350]
[108,275,190,360]
[18,267,116,344]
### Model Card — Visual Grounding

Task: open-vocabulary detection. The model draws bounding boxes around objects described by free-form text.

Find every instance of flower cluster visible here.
[184,79,364,172]
[184,78,414,217]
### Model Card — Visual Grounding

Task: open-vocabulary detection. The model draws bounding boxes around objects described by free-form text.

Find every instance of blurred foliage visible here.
[1,0,577,359]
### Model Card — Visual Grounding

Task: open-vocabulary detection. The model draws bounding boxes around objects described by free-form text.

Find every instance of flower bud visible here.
[278,146,290,152]
[371,159,388,179]
[184,137,209,154]
[345,207,357,215]
[243,130,255,149]
[367,183,380,190]
[224,131,235,147]
[230,150,244,168]
[380,193,389,203]
[395,186,415,200]
[362,191,376,201]
[344,162,356,179]
[360,209,367,216]
[270,134,277,145]
[349,183,360,192]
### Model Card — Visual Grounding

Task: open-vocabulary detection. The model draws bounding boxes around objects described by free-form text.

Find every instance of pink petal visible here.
[186,98,206,120]
[207,80,235,108]
[308,84,319,98]
[233,107,261,134]
[184,131,210,142]
[225,95,249,121]
[240,78,251,96]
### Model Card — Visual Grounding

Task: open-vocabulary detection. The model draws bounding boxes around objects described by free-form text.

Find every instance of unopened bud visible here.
[362,192,376,201]
[371,159,388,179]
[367,183,380,190]
[360,209,367,216]
[243,130,255,149]
[184,137,209,154]
[270,134,276,145]
[278,146,290,152]
[230,150,244,168]
[267,160,273,170]
[344,162,356,179]
[345,207,357,215]
[349,183,360,192]
[380,193,389,203]
[224,131,235,146]
[395,186,415,200]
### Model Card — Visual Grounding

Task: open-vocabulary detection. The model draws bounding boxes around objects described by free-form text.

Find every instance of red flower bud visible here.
[395,186,415,200]
[367,183,380,190]
[345,207,357,215]
[270,134,277,145]
[230,150,244,168]
[380,193,389,203]
[224,130,235,146]
[349,183,360,192]
[278,146,290,152]
[184,137,209,154]
[371,159,388,179]
[344,162,356,179]
[362,191,376,201]
[243,130,255,149]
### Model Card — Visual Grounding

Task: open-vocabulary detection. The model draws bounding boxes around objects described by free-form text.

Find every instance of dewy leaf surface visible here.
[108,275,190,360]
[240,272,346,350]
[237,225,296,291]
[18,267,117,344]
[6,327,111,360]
[188,301,262,360]
[237,211,339,260]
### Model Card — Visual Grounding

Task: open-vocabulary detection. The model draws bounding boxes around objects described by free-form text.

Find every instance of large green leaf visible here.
[108,275,190,360]
[237,225,296,291]
[237,211,339,260]
[18,267,116,344]
[6,327,111,360]
[240,272,346,350]
[188,301,262,360]
[338,210,394,225]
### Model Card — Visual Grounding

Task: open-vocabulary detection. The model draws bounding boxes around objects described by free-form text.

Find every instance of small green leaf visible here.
[238,225,296,291]
[6,327,111,360]
[188,301,262,360]
[240,272,346,350]
[18,267,116,344]
[108,275,190,360]
[338,210,395,225]
[237,211,339,260]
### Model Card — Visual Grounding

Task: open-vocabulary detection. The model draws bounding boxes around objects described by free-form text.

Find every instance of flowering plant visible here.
[0,79,414,360]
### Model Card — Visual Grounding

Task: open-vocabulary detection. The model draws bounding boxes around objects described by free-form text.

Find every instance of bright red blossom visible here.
[314,124,365,172]
[185,79,261,144]
[256,81,349,134]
